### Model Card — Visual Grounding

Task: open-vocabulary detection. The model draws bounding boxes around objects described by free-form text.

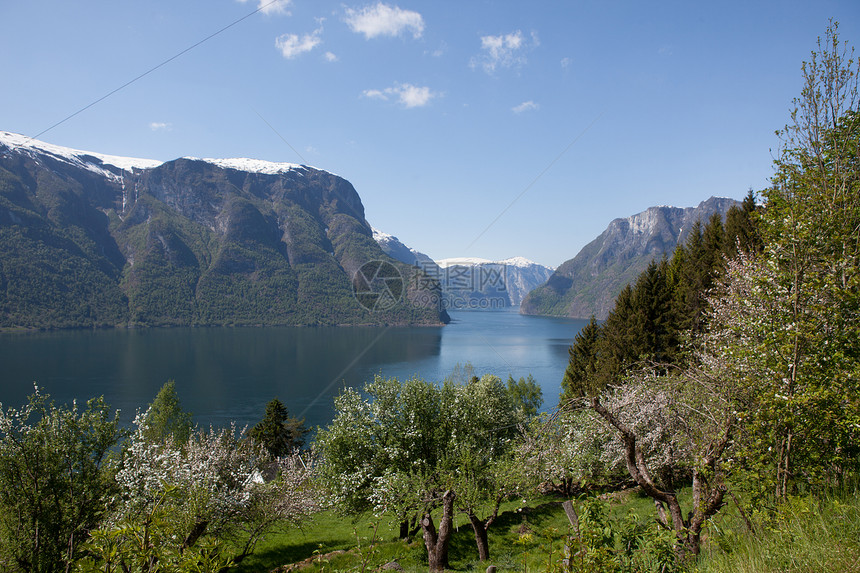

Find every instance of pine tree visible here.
[248,398,308,458]
[561,316,601,403]
[723,189,762,256]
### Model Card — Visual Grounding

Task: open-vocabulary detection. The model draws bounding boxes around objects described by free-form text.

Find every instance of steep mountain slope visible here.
[370,229,554,308]
[521,197,738,319]
[372,227,435,265]
[435,257,554,307]
[0,132,446,328]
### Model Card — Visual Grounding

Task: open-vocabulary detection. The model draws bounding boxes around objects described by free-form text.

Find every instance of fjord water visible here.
[0,309,587,430]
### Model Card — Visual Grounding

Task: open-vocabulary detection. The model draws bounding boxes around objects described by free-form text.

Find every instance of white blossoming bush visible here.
[78,409,319,571]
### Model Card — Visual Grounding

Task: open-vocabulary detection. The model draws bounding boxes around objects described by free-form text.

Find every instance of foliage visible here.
[559,497,682,573]
[248,397,309,458]
[141,379,192,445]
[0,388,123,573]
[73,487,234,573]
[315,373,539,568]
[702,22,860,500]
[506,374,543,418]
[518,411,620,496]
[96,410,319,567]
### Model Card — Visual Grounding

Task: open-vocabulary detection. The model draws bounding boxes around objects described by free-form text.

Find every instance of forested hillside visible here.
[0,139,447,328]
[521,197,739,319]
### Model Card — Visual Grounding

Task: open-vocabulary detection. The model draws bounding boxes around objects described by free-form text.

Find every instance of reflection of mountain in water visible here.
[0,310,587,432]
[0,326,443,432]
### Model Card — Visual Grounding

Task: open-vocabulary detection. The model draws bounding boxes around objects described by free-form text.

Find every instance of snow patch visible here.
[436,257,494,268]
[437,256,550,269]
[186,157,308,175]
[371,227,395,243]
[0,131,162,175]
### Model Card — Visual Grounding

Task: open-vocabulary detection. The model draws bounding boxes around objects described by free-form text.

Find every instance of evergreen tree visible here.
[248,398,308,458]
[724,189,762,256]
[561,316,601,403]
[630,258,675,363]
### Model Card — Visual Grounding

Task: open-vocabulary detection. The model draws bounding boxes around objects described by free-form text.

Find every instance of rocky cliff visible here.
[0,132,446,328]
[520,197,738,319]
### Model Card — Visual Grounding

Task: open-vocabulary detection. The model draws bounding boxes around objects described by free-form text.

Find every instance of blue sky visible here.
[1,1,857,267]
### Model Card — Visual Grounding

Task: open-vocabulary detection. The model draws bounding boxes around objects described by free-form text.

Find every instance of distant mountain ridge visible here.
[520,197,739,319]
[372,227,435,265]
[372,231,553,308]
[0,131,446,328]
[435,257,554,307]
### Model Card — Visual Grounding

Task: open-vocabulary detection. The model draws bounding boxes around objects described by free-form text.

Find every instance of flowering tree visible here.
[80,410,319,570]
[703,22,860,500]
[587,365,734,561]
[316,374,537,571]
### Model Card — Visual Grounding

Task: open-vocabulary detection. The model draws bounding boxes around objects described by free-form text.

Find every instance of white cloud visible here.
[397,84,434,108]
[275,29,322,59]
[324,51,339,62]
[512,101,539,114]
[560,57,572,69]
[471,30,532,74]
[363,89,387,100]
[149,122,172,131]
[344,2,424,39]
[363,83,437,108]
[238,0,292,16]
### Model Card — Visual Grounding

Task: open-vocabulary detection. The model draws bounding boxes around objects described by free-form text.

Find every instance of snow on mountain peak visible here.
[436,257,494,268]
[371,227,395,243]
[0,131,328,180]
[186,157,308,176]
[0,131,163,176]
[437,256,549,269]
[500,256,548,269]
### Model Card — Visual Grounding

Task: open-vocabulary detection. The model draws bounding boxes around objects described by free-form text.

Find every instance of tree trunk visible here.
[182,520,210,550]
[590,396,731,561]
[467,513,490,561]
[421,491,455,573]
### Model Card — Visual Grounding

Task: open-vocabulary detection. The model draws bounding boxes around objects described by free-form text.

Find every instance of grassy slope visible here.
[230,492,660,573]
[231,487,860,573]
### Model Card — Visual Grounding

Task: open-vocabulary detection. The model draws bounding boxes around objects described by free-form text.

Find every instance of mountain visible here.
[520,197,739,320]
[435,257,554,307]
[370,230,554,309]
[372,227,435,265]
[0,131,447,329]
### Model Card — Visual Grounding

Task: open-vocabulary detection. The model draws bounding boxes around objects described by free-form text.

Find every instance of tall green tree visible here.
[715,21,860,499]
[141,380,192,445]
[561,315,601,402]
[248,398,309,458]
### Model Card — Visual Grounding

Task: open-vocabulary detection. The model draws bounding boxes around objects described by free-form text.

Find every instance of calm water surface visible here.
[0,309,587,431]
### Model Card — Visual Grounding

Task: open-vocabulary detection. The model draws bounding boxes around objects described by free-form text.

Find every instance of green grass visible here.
[229,491,671,573]
[230,495,568,573]
[231,487,860,572]
[699,489,860,573]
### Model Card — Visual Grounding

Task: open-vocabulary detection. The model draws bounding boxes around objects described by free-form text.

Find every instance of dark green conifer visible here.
[561,316,601,403]
[248,398,308,458]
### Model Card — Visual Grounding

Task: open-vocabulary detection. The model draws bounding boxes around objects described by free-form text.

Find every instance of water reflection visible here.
[0,310,585,431]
